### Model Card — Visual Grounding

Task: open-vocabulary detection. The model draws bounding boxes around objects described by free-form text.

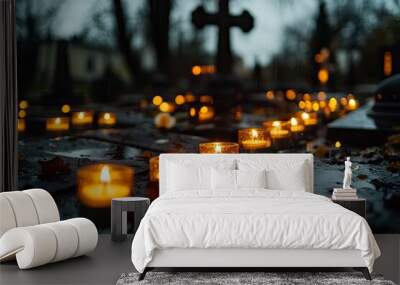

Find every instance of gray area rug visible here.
[116,272,396,285]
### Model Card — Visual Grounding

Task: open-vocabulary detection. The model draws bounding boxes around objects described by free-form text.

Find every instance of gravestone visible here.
[368,74,400,128]
[328,76,400,146]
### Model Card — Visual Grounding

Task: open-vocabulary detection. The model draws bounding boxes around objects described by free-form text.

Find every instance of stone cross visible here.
[192,0,254,75]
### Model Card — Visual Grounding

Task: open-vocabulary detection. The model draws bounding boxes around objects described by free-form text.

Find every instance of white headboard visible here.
[159,153,314,195]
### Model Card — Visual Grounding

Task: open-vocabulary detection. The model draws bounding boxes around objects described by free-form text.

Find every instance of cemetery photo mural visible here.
[17,0,400,233]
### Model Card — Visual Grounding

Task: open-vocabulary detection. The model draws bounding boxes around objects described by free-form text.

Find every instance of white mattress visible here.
[131,190,380,273]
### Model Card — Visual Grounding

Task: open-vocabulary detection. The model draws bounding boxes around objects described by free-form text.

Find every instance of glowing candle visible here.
[98,112,117,127]
[77,164,134,208]
[198,106,215,122]
[199,142,239,154]
[238,128,271,150]
[18,118,26,132]
[149,156,159,182]
[46,117,70,131]
[299,112,318,126]
[289,117,304,133]
[71,111,94,126]
[159,102,175,113]
[347,98,358,111]
[264,121,290,139]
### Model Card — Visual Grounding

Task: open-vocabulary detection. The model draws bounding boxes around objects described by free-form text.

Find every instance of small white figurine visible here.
[342,157,352,189]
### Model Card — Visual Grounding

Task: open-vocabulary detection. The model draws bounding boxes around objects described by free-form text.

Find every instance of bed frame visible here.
[139,154,371,281]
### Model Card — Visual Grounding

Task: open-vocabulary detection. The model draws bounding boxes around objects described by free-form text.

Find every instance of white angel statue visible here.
[342,157,352,189]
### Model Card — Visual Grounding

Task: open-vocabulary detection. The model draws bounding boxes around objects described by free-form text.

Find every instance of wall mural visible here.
[17,0,400,233]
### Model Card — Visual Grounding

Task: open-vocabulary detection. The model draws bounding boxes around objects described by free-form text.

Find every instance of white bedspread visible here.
[131,190,380,273]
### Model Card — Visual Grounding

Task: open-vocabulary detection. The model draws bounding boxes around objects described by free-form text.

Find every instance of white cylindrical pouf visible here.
[0,196,17,237]
[1,192,39,227]
[23,189,60,224]
[42,221,79,263]
[0,226,57,269]
[65,218,98,257]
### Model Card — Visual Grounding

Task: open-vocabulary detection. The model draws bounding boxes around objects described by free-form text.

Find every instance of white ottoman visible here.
[0,189,98,269]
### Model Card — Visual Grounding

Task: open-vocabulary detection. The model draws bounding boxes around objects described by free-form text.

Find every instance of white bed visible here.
[131,154,380,280]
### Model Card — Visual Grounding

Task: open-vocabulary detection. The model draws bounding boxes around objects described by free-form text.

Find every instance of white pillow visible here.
[167,163,211,191]
[236,169,267,189]
[238,159,309,192]
[211,168,237,190]
[266,164,307,191]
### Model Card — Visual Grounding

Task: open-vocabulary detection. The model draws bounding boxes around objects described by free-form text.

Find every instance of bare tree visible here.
[112,0,144,86]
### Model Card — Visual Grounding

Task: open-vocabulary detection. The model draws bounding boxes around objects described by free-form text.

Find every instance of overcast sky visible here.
[51,0,317,67]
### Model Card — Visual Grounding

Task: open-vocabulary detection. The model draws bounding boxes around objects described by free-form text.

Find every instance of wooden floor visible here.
[0,234,134,285]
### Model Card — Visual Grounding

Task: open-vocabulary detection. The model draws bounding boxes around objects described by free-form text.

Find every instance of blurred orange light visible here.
[175,95,185,105]
[303,93,311,101]
[200,106,208,114]
[192,65,202,76]
[152,95,163,106]
[305,101,312,112]
[318,68,329,84]
[312,101,320,112]
[185,93,196,103]
[328,98,337,111]
[61,104,71,113]
[298,101,306,109]
[384,51,392,76]
[266,91,274,100]
[189,107,196,117]
[159,102,175,113]
[19,100,29,109]
[18,110,27,118]
[200,95,213,104]
[286,89,296,100]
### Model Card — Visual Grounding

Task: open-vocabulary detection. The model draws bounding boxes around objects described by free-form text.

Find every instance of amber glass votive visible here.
[18,119,26,132]
[149,156,159,182]
[46,117,70,131]
[98,112,117,127]
[263,120,290,139]
[289,117,305,133]
[198,106,215,122]
[77,163,134,208]
[71,111,94,126]
[238,128,271,150]
[199,142,239,154]
[298,112,318,126]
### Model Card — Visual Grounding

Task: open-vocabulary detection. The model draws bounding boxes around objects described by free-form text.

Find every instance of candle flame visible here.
[250,129,258,138]
[100,165,111,183]
[272,121,281,128]
[215,143,222,153]
[348,98,357,109]
[290,117,298,126]
[301,112,310,121]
